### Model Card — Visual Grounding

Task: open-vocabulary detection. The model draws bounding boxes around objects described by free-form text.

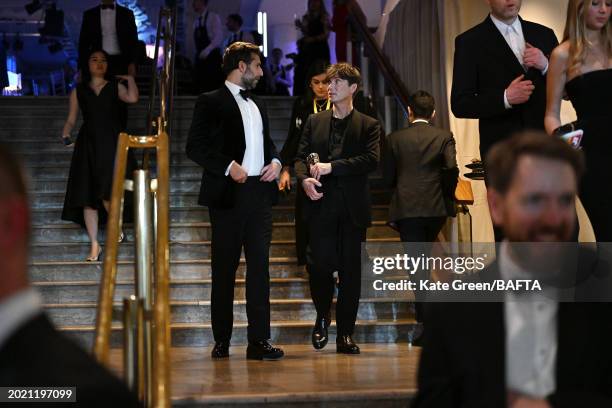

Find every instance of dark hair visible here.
[227,13,243,27]
[409,90,435,119]
[272,48,283,56]
[486,131,585,194]
[222,42,261,77]
[325,62,361,88]
[307,0,328,17]
[303,59,329,101]
[81,49,110,84]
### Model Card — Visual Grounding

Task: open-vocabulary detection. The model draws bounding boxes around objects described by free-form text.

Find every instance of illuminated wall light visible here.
[257,11,268,58]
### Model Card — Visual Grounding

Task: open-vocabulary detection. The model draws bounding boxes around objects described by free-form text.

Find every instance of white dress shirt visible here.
[193,8,224,58]
[0,288,43,351]
[100,2,120,55]
[224,81,280,176]
[499,241,558,399]
[490,14,548,109]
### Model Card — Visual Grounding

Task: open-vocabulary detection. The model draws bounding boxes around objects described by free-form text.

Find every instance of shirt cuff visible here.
[541,60,549,76]
[225,160,235,176]
[272,158,282,167]
[503,90,512,110]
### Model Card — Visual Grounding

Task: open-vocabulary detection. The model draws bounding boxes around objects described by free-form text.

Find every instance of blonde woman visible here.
[545,0,612,241]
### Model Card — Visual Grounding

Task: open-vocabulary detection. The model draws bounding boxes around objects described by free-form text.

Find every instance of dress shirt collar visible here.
[411,119,429,124]
[225,80,246,97]
[490,13,522,36]
[0,288,42,350]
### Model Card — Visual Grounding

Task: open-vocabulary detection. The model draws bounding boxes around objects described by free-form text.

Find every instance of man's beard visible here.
[241,70,259,90]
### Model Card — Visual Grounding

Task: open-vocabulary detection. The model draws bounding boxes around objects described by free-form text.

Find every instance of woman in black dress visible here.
[545,0,612,241]
[294,0,331,95]
[279,60,331,265]
[61,49,139,261]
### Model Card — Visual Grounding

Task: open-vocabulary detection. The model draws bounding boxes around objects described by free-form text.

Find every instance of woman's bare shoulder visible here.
[551,41,571,61]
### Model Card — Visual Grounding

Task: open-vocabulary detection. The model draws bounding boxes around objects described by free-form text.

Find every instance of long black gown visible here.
[61,80,135,227]
[565,68,612,241]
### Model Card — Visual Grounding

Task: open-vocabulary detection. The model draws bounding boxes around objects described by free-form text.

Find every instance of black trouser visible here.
[307,187,366,336]
[194,48,223,94]
[396,216,446,323]
[209,178,273,343]
[295,185,308,265]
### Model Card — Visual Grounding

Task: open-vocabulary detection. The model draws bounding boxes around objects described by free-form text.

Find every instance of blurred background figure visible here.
[61,49,139,262]
[192,0,224,94]
[0,144,140,407]
[78,0,138,77]
[224,13,255,49]
[266,48,294,96]
[294,0,331,96]
[279,60,330,266]
[545,0,612,241]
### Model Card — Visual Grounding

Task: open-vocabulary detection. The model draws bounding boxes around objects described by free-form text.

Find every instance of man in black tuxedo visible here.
[295,63,381,354]
[0,145,140,407]
[382,91,458,343]
[413,132,612,407]
[186,42,284,361]
[78,0,138,77]
[192,0,224,94]
[451,0,558,161]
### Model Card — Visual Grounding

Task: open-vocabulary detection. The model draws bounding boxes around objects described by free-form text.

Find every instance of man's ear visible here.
[487,189,505,227]
[238,60,247,73]
[350,83,358,95]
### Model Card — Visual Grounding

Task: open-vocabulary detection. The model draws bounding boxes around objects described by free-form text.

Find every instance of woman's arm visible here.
[61,89,79,138]
[544,43,570,135]
[117,75,139,104]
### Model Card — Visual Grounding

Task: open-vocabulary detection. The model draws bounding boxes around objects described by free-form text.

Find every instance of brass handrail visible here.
[93,6,176,408]
[346,0,410,117]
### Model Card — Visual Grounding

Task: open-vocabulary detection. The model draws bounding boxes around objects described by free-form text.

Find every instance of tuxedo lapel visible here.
[92,7,102,45]
[342,110,362,155]
[220,86,246,154]
[482,16,525,77]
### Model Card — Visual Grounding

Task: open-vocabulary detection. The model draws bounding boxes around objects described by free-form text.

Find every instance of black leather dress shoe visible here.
[311,314,331,350]
[246,340,284,360]
[211,341,230,359]
[336,335,360,354]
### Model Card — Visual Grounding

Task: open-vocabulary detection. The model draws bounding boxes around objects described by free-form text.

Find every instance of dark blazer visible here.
[451,16,558,159]
[413,261,612,408]
[186,85,280,209]
[78,4,138,69]
[280,96,311,167]
[295,109,381,228]
[382,122,458,221]
[0,313,140,407]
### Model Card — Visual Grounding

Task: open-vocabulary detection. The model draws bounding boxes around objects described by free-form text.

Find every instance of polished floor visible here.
[109,344,419,406]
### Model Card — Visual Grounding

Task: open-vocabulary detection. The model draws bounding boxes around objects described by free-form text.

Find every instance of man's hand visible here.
[507,391,552,408]
[523,42,548,71]
[309,162,332,180]
[260,161,281,182]
[278,168,291,191]
[302,178,323,201]
[229,162,248,183]
[506,74,535,106]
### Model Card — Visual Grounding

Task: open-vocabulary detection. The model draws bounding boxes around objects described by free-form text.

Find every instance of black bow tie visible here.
[101,4,115,10]
[239,89,251,101]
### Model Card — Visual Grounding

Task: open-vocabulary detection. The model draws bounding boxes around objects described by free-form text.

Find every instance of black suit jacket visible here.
[413,261,612,408]
[295,109,381,228]
[451,16,558,159]
[186,85,280,209]
[382,122,458,221]
[78,5,138,70]
[0,313,140,407]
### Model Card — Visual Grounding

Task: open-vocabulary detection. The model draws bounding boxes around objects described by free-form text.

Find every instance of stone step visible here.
[30,205,390,225]
[29,221,395,243]
[61,319,415,349]
[44,298,412,327]
[29,238,397,262]
[26,176,389,194]
[33,278,312,303]
[29,258,307,282]
[29,190,392,209]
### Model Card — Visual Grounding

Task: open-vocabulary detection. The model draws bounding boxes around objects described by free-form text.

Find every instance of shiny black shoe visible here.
[211,341,230,359]
[311,314,331,350]
[336,335,360,354]
[246,340,284,361]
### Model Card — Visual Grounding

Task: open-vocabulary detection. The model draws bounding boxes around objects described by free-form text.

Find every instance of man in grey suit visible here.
[382,91,458,342]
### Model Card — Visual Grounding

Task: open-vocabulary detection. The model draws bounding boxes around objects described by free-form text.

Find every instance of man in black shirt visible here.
[295,63,381,354]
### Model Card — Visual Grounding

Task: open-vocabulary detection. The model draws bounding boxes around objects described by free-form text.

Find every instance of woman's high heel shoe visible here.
[86,246,102,262]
